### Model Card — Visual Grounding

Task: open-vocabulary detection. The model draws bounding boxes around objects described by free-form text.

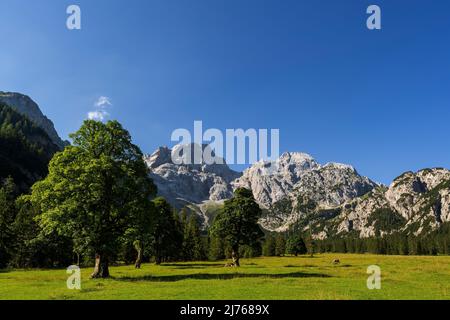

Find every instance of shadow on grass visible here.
[116,271,331,283]
[161,263,225,269]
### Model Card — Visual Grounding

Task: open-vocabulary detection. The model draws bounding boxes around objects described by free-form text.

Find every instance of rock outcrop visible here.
[145,147,378,232]
[233,152,377,231]
[146,143,450,238]
[0,92,67,148]
[144,144,241,208]
[309,168,450,239]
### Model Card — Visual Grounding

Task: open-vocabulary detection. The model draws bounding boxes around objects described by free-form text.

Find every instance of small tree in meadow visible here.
[150,197,182,264]
[286,234,307,256]
[210,188,264,267]
[275,234,286,256]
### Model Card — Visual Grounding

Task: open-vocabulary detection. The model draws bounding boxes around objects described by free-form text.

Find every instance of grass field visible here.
[0,254,449,300]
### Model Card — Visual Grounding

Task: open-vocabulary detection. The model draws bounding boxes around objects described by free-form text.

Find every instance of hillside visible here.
[0,92,67,149]
[145,145,449,239]
[0,103,60,191]
[303,168,450,239]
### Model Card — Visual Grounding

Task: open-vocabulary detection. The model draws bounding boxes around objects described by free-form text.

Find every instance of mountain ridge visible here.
[0,103,60,191]
[301,167,450,240]
[2,91,447,239]
[0,92,68,148]
[145,145,381,231]
[144,144,449,238]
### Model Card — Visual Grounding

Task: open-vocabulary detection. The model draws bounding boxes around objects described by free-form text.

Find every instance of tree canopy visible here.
[29,120,156,278]
[286,234,307,256]
[210,188,264,266]
[150,197,182,264]
[0,104,60,192]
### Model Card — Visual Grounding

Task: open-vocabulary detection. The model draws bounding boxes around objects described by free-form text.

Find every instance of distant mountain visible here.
[145,144,241,205]
[0,92,68,148]
[233,152,378,231]
[0,103,60,191]
[306,168,450,239]
[144,144,241,226]
[145,144,449,238]
[145,146,377,231]
[2,92,446,239]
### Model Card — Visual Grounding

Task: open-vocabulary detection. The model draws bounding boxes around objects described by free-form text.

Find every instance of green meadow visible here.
[0,254,449,300]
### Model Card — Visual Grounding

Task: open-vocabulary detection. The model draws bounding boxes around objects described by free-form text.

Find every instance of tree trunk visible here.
[135,247,143,269]
[91,253,110,278]
[231,247,240,267]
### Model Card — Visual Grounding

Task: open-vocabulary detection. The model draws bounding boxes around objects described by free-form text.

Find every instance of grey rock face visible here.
[233,152,377,231]
[146,148,376,232]
[144,144,241,209]
[0,92,67,148]
[321,168,450,239]
[232,152,320,208]
[145,145,449,237]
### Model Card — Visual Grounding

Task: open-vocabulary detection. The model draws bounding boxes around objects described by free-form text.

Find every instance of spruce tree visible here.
[151,197,182,264]
[275,234,286,256]
[262,234,276,256]
[187,215,206,261]
[286,234,307,256]
[0,177,17,268]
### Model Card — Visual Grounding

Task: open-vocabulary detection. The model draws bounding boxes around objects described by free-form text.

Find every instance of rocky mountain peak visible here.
[321,167,450,239]
[143,143,449,238]
[145,143,237,176]
[0,92,67,149]
[233,152,375,211]
[323,162,356,172]
[144,144,241,210]
[145,146,172,169]
[145,145,377,231]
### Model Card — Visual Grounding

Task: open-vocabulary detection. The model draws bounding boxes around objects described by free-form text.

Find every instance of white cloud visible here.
[88,110,109,121]
[87,96,112,122]
[95,96,112,108]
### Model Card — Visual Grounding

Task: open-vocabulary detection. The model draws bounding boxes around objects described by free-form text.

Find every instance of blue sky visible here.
[0,0,449,184]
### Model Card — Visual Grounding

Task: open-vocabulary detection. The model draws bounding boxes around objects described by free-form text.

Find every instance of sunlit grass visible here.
[0,254,449,300]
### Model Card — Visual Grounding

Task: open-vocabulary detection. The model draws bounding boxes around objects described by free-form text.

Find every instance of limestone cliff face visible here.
[146,144,449,237]
[3,92,446,238]
[231,152,320,208]
[145,147,378,233]
[144,144,241,208]
[0,92,67,148]
[311,168,450,239]
[232,153,377,232]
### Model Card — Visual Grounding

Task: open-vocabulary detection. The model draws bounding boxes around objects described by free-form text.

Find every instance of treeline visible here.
[259,226,450,257]
[0,178,208,269]
[0,175,258,269]
[2,170,450,271]
[1,118,449,276]
[0,120,265,276]
[0,104,60,192]
[311,227,450,256]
